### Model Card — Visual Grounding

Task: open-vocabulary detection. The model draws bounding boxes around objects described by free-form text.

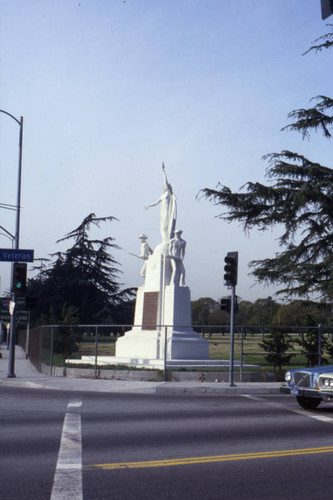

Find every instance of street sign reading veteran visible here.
[0,248,34,262]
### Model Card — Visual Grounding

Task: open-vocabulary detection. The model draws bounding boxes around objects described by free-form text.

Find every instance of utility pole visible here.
[0,110,24,378]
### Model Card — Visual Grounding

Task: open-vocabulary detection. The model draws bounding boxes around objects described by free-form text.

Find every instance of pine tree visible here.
[201,26,333,300]
[295,315,328,367]
[28,213,135,324]
[259,329,294,372]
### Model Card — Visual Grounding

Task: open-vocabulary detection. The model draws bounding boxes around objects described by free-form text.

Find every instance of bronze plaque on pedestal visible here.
[142,291,159,330]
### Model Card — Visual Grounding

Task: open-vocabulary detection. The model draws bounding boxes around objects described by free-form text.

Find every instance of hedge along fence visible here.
[17,324,333,376]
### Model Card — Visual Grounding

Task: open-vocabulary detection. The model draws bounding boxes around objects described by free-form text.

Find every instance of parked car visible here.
[280,366,333,410]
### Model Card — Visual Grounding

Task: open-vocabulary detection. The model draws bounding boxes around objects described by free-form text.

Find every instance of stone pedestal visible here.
[115,243,209,361]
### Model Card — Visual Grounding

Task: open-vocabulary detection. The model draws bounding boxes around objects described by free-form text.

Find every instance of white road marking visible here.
[51,400,83,500]
[242,394,333,424]
[68,401,83,408]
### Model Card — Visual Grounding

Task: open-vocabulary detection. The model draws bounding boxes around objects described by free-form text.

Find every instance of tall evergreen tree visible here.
[28,213,135,324]
[259,329,294,372]
[201,26,333,300]
[295,315,328,367]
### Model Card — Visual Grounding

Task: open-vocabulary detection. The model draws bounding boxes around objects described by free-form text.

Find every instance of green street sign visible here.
[17,310,29,324]
[0,297,29,324]
[16,297,26,310]
[0,312,10,322]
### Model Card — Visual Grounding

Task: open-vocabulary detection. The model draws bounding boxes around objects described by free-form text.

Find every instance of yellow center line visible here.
[84,446,333,470]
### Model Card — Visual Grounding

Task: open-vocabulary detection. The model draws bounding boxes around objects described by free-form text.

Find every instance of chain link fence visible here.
[17,324,333,381]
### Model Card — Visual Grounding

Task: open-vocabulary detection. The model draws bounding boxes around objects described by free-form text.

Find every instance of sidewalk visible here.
[0,343,281,395]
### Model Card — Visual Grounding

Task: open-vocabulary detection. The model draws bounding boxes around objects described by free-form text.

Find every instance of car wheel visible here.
[296,396,321,410]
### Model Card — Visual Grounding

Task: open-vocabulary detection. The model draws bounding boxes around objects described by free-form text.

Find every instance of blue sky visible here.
[0,0,331,302]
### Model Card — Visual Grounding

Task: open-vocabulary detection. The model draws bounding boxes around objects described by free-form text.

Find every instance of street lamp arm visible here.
[0,225,15,240]
[0,109,21,126]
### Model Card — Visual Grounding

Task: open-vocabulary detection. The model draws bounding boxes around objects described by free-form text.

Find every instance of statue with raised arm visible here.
[169,229,186,286]
[129,234,153,278]
[145,163,177,244]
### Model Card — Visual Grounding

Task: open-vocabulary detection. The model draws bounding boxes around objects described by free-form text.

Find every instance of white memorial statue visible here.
[169,229,186,286]
[129,234,153,278]
[144,163,177,244]
[115,164,210,363]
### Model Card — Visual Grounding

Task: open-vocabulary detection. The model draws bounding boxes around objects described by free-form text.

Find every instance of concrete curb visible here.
[0,345,282,396]
[155,384,281,395]
[0,377,282,395]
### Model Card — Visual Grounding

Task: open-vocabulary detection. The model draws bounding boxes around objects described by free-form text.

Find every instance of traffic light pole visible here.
[223,251,238,387]
[229,285,236,387]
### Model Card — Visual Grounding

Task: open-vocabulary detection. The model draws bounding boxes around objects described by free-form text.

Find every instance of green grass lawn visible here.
[44,333,333,373]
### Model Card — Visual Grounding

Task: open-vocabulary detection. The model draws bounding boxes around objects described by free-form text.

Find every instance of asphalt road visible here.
[1,386,333,499]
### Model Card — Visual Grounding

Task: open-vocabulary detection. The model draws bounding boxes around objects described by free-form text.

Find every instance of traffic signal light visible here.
[224,252,238,287]
[220,297,231,312]
[12,263,27,295]
[220,296,238,314]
